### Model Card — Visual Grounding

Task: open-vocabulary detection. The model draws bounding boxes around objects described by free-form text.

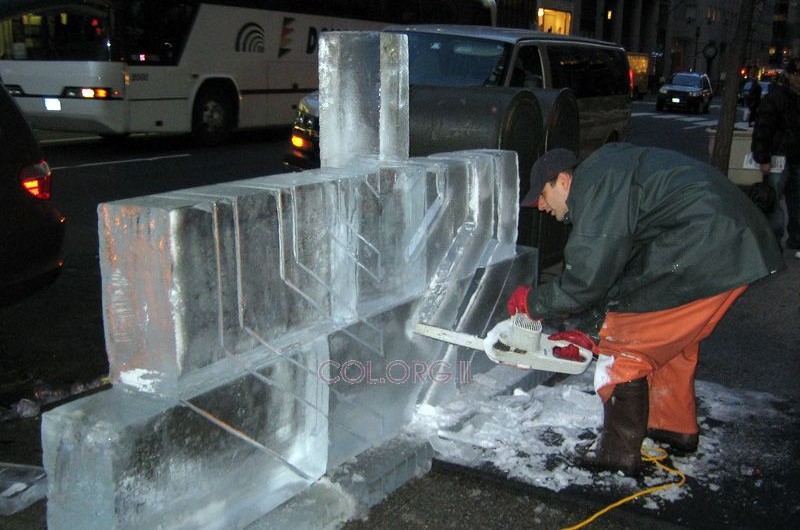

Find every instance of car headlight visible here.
[689,91,701,97]
[293,109,319,132]
[659,87,667,94]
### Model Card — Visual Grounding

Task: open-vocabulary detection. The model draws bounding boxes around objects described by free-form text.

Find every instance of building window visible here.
[537,8,572,35]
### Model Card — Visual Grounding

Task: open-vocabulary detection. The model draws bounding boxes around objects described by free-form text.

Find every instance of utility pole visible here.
[710,0,758,173]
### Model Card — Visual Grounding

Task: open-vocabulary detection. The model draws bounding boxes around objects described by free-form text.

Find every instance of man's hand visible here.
[548,330,597,353]
[759,162,771,174]
[506,285,531,316]
[552,344,584,361]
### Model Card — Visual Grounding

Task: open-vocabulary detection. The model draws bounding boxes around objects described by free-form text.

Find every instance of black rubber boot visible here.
[647,428,699,454]
[587,378,649,475]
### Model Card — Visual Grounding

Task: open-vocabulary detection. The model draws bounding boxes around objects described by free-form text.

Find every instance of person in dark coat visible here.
[506,145,784,475]
[751,56,800,251]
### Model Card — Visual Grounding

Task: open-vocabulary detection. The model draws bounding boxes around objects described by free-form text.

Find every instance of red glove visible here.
[506,285,531,316]
[552,344,584,362]
[548,330,597,352]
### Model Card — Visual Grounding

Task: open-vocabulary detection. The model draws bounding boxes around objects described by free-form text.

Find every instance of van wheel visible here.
[192,86,234,145]
[656,100,664,111]
[703,101,710,114]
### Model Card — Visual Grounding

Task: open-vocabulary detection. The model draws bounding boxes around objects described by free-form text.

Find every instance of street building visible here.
[502,1,795,90]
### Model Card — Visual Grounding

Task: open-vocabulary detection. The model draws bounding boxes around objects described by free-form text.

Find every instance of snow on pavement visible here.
[406,369,794,510]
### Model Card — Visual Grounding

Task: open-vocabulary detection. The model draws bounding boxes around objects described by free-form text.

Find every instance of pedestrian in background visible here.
[506,146,783,475]
[746,73,761,127]
[751,56,800,253]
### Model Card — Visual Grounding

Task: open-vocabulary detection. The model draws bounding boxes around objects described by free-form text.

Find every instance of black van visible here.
[500,29,631,158]
[285,25,631,169]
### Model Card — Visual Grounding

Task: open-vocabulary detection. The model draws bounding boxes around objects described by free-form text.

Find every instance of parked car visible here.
[0,82,65,302]
[656,72,713,113]
[738,80,770,107]
[285,24,632,170]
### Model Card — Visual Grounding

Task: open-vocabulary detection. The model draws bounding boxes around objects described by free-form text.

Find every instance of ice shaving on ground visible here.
[404,368,792,510]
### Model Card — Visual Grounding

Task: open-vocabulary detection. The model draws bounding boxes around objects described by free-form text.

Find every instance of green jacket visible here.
[527,143,784,318]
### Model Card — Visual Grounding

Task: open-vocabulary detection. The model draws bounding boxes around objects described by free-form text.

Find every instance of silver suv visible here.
[656,72,713,114]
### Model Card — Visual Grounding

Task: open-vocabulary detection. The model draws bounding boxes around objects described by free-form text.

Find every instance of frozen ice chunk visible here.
[379,33,409,162]
[339,163,428,317]
[43,340,328,530]
[419,247,540,406]
[325,301,434,468]
[318,32,409,166]
[0,463,46,515]
[99,195,221,395]
[319,32,381,168]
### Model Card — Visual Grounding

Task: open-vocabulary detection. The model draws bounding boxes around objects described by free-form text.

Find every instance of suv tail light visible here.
[628,68,634,95]
[19,159,53,200]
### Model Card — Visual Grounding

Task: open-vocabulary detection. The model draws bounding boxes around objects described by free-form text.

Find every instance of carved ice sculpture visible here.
[42,32,536,530]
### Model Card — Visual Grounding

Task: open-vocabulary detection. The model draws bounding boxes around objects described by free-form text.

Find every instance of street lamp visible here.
[686,0,700,71]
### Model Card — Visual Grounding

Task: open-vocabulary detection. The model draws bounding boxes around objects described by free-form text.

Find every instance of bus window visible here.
[123,1,198,65]
[1,2,113,61]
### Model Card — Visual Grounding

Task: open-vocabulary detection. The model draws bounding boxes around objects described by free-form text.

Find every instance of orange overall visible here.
[594,285,747,435]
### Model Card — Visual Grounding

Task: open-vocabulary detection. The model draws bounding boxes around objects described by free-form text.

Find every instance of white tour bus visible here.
[0,0,496,143]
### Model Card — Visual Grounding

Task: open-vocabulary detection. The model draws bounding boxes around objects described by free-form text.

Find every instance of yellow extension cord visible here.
[560,446,687,530]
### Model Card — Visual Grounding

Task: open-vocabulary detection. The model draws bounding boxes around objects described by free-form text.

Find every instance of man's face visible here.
[537,172,571,221]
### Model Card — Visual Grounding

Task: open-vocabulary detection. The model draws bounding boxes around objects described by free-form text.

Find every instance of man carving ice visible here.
[506,145,784,475]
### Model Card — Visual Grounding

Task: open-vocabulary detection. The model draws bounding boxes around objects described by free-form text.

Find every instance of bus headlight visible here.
[61,87,120,99]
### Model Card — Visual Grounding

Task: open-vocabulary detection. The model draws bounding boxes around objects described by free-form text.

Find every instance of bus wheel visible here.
[193,87,233,145]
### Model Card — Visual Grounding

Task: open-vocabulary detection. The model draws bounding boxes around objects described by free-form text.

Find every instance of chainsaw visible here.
[414,313,592,374]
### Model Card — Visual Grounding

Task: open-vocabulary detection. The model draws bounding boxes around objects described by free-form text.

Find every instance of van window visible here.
[406,33,511,87]
[547,45,628,98]
[509,45,543,89]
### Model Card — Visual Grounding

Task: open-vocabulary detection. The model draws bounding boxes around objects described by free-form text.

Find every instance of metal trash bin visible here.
[706,125,762,186]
